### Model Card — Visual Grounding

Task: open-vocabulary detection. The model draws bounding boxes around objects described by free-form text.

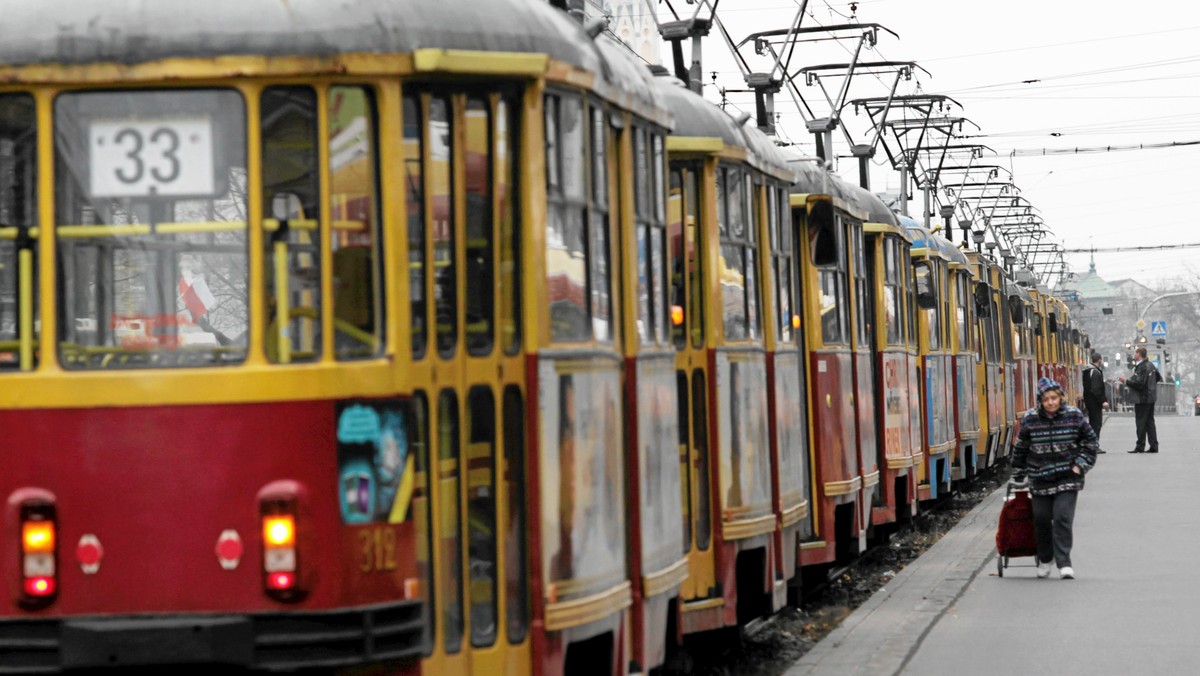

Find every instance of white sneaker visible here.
[1060,566,1075,579]
[1036,561,1052,578]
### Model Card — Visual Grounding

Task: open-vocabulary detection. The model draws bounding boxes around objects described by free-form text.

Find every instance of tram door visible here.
[668,162,717,603]
[847,221,879,531]
[404,88,530,676]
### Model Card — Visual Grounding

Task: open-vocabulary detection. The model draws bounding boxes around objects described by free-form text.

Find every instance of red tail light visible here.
[17,499,58,609]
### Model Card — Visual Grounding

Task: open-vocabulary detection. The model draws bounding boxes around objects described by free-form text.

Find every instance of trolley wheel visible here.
[997,554,1003,577]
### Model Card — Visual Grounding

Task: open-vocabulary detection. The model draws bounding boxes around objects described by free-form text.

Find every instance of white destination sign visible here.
[89,118,215,198]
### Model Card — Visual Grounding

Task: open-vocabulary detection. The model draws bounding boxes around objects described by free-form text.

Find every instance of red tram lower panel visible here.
[1,400,425,672]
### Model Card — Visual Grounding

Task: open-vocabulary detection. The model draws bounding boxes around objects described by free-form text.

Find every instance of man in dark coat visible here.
[1120,346,1162,453]
[1081,352,1107,444]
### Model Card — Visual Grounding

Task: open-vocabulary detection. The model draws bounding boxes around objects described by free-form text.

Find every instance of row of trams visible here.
[0,1,1093,674]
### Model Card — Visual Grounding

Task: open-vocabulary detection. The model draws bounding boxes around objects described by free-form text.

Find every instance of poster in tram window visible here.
[336,401,413,524]
[538,363,626,598]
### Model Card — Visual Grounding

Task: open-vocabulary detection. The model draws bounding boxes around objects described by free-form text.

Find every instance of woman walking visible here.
[1011,377,1100,579]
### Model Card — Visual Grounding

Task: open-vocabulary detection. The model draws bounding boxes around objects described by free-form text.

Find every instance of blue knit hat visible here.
[1037,377,1063,399]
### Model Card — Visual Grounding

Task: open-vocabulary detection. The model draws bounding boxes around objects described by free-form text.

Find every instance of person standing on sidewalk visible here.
[1081,352,1108,447]
[1011,377,1099,580]
[1119,346,1162,453]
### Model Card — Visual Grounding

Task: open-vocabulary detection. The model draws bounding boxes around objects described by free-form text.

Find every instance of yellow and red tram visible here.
[792,176,874,566]
[658,76,799,636]
[947,245,982,480]
[969,251,1010,466]
[863,218,921,526]
[903,220,958,499]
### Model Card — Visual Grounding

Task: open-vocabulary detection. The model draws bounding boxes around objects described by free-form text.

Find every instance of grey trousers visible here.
[1032,490,1078,568]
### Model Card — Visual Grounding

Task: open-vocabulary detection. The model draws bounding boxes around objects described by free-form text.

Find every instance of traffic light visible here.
[1177,378,1182,386]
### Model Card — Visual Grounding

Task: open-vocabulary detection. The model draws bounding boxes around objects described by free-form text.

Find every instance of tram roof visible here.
[902,216,969,265]
[0,0,669,121]
[785,152,832,193]
[740,125,798,183]
[1007,280,1033,304]
[655,78,755,151]
[1,1,595,66]
[841,181,900,229]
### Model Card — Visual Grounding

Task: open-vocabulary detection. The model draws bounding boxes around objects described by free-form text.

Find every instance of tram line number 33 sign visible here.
[89,118,216,198]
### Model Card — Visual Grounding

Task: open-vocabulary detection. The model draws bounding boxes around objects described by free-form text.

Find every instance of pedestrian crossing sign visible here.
[1150,321,1168,338]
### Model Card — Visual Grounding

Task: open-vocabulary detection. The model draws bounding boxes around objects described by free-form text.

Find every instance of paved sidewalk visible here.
[787,415,1200,676]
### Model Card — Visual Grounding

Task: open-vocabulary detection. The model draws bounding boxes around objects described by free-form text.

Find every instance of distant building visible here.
[1109,278,1156,300]
[1058,258,1119,304]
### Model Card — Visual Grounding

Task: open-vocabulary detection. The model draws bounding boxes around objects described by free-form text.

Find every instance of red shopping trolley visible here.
[996,481,1038,577]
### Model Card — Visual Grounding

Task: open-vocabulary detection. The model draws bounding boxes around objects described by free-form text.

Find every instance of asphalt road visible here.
[789,413,1200,676]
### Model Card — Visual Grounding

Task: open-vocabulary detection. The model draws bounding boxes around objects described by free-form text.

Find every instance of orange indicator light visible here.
[792,314,801,330]
[22,521,55,554]
[671,305,685,327]
[263,516,295,548]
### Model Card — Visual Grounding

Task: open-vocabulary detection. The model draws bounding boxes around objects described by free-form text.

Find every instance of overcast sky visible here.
[645,0,1200,287]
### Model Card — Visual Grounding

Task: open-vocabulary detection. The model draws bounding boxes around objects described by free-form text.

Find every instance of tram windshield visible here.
[54,89,248,368]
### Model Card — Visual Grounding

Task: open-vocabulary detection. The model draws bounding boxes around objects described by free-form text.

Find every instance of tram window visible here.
[545,93,591,343]
[0,94,37,370]
[498,99,522,356]
[428,96,457,357]
[55,89,247,369]
[882,239,901,345]
[654,135,666,223]
[466,386,498,647]
[719,166,759,342]
[411,392,435,654]
[676,371,692,552]
[633,127,669,345]
[915,263,940,349]
[262,87,321,363]
[590,108,612,343]
[745,176,760,339]
[955,273,970,350]
[437,390,464,654]
[405,95,427,359]
[771,186,796,344]
[502,386,529,644]
[328,86,384,360]
[817,220,847,346]
[850,222,868,346]
[692,369,711,550]
[687,171,705,348]
[669,170,686,349]
[904,258,917,348]
[465,97,495,356]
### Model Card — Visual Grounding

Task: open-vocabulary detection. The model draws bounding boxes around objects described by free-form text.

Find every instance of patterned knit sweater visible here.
[1011,404,1099,496]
